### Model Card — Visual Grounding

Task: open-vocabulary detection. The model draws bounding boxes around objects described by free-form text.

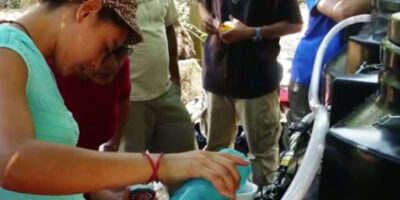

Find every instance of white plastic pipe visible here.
[282,14,371,200]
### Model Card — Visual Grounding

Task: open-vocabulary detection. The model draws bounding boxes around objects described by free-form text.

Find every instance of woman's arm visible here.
[0,49,246,199]
[0,48,152,193]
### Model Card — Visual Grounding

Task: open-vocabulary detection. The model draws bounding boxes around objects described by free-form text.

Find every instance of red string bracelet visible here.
[141,152,164,183]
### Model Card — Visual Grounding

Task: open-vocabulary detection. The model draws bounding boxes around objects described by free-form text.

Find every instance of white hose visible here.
[281,14,371,200]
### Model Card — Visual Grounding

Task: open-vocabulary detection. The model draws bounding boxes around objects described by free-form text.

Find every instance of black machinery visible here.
[257,0,400,199]
[319,12,400,200]
[325,0,400,125]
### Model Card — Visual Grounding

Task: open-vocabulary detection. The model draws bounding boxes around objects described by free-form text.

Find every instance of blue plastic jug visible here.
[171,148,251,200]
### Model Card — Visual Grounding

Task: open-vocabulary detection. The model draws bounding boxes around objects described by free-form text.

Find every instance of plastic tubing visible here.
[282,14,372,200]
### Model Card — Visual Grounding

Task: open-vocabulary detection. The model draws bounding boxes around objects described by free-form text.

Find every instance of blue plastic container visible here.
[171,149,251,200]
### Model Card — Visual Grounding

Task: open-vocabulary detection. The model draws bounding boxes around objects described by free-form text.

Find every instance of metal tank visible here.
[319,12,400,200]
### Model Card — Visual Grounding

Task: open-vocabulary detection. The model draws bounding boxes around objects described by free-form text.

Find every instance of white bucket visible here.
[236,181,258,200]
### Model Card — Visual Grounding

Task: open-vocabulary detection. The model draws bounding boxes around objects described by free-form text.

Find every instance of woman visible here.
[0,0,247,199]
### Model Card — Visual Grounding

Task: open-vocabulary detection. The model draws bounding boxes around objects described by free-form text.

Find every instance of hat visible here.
[102,0,143,44]
[69,0,143,44]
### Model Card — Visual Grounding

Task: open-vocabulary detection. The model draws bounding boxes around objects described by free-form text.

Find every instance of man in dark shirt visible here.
[198,0,303,186]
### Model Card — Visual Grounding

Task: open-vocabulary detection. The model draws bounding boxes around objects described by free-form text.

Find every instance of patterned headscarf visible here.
[69,0,143,44]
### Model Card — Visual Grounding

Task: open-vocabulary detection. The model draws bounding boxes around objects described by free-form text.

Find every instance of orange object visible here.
[219,21,234,32]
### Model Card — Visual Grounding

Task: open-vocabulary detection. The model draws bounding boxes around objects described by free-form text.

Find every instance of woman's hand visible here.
[159,150,249,199]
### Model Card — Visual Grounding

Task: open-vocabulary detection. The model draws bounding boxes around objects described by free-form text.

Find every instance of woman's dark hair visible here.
[41,0,127,28]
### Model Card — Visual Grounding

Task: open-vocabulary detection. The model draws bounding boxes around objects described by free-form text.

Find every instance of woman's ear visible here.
[75,0,103,23]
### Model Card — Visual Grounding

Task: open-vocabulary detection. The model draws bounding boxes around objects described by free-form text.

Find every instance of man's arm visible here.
[100,58,131,152]
[167,25,181,86]
[219,19,302,44]
[316,0,372,22]
[198,2,218,34]
[101,96,130,152]
[218,0,303,44]
[258,21,303,39]
[114,96,130,148]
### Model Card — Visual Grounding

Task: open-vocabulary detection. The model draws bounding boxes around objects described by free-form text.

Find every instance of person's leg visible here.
[288,79,311,123]
[236,90,282,187]
[123,101,156,152]
[149,83,196,153]
[204,92,238,151]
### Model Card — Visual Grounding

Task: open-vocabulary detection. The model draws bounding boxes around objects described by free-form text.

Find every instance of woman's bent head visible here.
[38,0,141,75]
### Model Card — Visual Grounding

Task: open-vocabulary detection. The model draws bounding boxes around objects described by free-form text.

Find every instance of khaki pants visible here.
[204,90,281,186]
[123,84,196,153]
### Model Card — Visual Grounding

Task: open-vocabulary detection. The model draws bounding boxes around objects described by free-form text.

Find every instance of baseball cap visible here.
[69,0,143,45]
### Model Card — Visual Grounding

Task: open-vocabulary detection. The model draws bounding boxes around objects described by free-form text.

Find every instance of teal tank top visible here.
[0,26,84,200]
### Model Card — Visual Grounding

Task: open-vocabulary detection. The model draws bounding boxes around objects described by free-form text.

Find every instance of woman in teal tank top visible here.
[0,1,247,200]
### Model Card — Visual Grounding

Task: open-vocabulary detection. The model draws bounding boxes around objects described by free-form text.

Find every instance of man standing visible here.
[198,0,303,186]
[289,2,371,198]
[51,51,131,152]
[124,0,196,154]
[290,0,372,124]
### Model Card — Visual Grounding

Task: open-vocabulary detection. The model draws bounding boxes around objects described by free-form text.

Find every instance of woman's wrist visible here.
[141,152,165,183]
[157,153,171,183]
